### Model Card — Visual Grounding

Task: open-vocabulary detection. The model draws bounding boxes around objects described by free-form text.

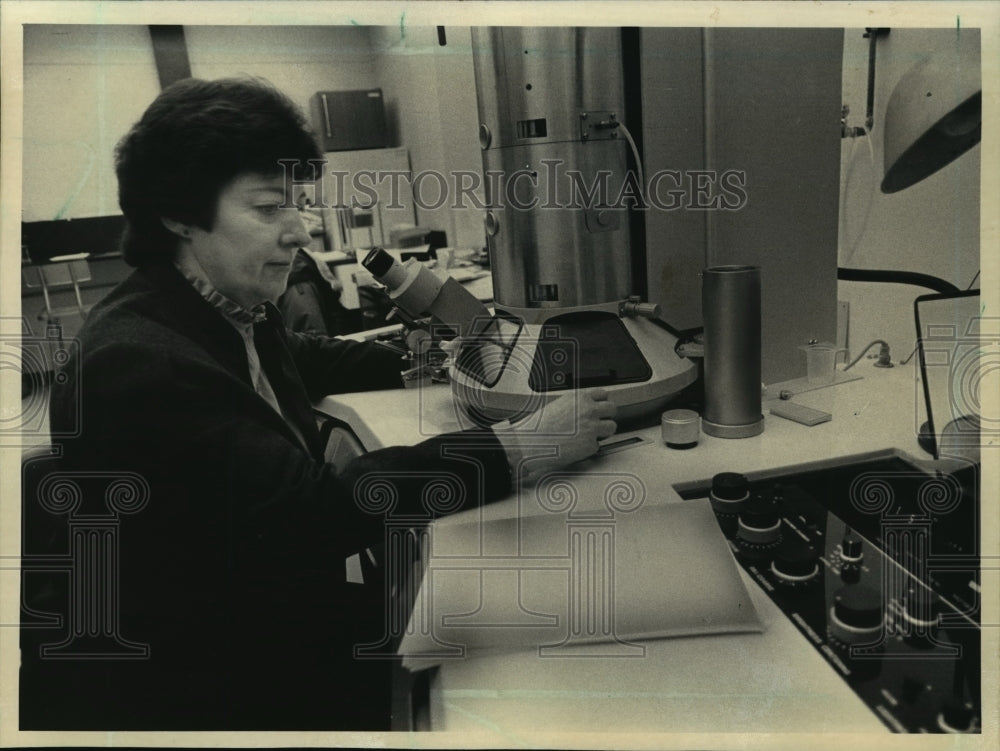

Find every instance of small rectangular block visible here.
[769,401,832,426]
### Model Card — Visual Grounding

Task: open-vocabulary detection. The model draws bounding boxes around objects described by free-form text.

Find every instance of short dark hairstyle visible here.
[115,77,323,267]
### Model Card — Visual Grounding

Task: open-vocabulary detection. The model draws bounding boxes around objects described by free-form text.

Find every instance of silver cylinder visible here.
[472,26,632,310]
[701,265,764,438]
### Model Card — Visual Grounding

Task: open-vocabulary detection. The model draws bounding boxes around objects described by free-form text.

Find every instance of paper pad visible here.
[397,498,763,670]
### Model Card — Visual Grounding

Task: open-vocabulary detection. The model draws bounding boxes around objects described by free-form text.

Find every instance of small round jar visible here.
[661,409,700,449]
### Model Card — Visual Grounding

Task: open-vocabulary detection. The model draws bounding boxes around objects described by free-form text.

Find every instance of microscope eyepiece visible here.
[362,246,395,278]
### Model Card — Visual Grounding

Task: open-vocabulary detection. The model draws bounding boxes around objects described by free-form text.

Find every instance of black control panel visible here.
[679,453,981,734]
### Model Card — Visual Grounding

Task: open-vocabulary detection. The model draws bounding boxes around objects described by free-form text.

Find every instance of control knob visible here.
[710,472,750,511]
[709,472,749,538]
[901,589,941,625]
[900,590,944,648]
[736,494,782,547]
[937,697,978,733]
[829,585,884,646]
[771,540,821,586]
[840,532,864,564]
[839,565,862,585]
[840,566,861,584]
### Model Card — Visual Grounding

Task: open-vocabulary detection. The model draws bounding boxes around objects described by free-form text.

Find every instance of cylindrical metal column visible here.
[701,265,764,438]
[472,26,633,311]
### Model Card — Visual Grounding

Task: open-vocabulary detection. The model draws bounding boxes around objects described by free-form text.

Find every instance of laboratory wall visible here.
[368,25,485,250]
[837,28,981,365]
[20,24,380,344]
[22,24,377,223]
[708,28,844,385]
[642,28,845,385]
[639,28,707,337]
[185,26,379,120]
[22,25,161,222]
[22,23,982,370]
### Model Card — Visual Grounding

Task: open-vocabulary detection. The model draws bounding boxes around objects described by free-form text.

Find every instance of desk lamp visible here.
[838,31,982,455]
[867,35,982,457]
[842,28,981,192]
[840,31,981,294]
[880,50,982,194]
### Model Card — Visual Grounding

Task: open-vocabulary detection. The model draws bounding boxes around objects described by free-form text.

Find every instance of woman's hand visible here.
[493,388,618,484]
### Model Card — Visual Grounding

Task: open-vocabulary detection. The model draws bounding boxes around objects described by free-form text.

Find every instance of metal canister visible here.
[701,265,764,438]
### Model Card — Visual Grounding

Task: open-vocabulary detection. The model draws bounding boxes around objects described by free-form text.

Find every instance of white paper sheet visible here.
[398,498,763,670]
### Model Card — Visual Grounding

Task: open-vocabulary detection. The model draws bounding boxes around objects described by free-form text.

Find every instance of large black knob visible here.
[938,697,978,733]
[771,540,821,585]
[901,590,945,648]
[902,589,942,624]
[829,585,884,645]
[710,472,749,539]
[839,564,862,584]
[736,494,782,546]
[900,676,930,704]
[710,472,749,512]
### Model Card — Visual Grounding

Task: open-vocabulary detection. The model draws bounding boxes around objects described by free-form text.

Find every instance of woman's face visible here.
[182,172,313,309]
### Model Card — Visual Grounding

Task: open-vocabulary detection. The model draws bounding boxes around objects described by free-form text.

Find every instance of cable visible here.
[839,133,877,267]
[838,267,961,294]
[839,136,858,260]
[839,270,961,371]
[617,121,645,204]
[840,263,973,374]
[899,344,919,366]
[844,339,891,371]
[896,273,980,367]
[895,271,979,366]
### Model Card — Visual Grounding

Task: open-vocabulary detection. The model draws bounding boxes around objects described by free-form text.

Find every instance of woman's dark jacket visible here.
[21,261,511,730]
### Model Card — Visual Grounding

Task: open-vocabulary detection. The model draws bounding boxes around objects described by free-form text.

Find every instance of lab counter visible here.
[315,360,927,491]
[314,362,982,738]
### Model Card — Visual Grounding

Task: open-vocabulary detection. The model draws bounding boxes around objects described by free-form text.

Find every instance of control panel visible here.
[679,453,981,734]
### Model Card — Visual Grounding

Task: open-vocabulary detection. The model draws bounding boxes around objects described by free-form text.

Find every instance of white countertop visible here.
[314,361,980,738]
[316,359,930,493]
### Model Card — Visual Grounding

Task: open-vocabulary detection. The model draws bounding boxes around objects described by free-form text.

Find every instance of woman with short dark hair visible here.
[23,76,616,731]
[115,76,323,267]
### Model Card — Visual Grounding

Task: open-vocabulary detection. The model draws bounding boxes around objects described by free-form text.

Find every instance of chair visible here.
[21,253,94,326]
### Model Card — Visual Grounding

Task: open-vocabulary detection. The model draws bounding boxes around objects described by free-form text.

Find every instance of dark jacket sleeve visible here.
[56,338,511,563]
[282,326,406,399]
